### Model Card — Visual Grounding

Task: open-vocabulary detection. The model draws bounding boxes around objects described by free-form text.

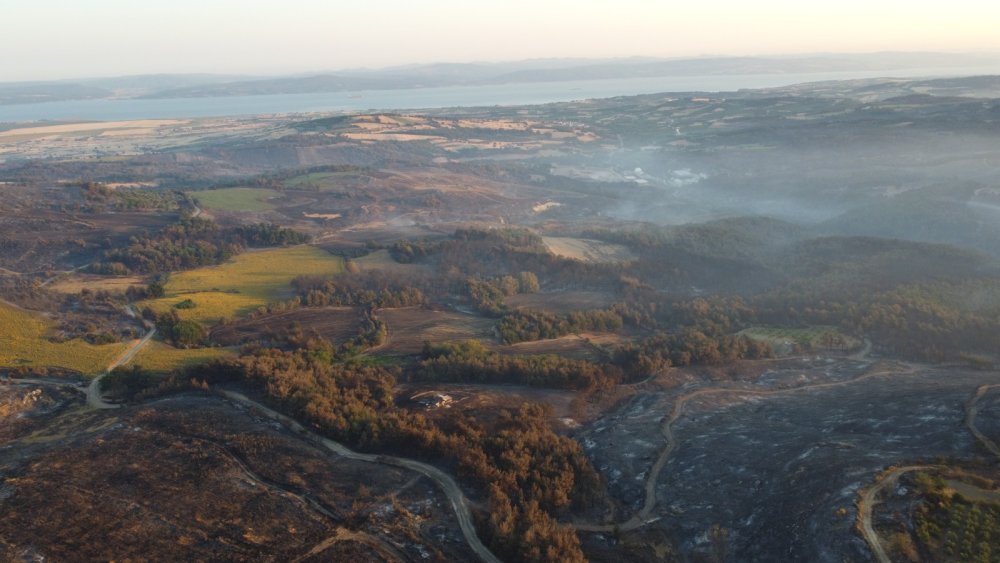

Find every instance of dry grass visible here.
[47,275,145,294]
[378,308,495,355]
[0,120,187,138]
[130,341,235,373]
[211,307,360,346]
[496,333,626,360]
[351,250,431,276]
[506,291,617,314]
[0,301,126,375]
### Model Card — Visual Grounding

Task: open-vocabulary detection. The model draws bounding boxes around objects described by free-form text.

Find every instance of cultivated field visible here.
[0,120,188,139]
[142,246,344,324]
[188,187,283,211]
[0,301,126,375]
[47,274,145,294]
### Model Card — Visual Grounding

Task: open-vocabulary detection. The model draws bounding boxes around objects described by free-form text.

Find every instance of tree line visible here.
[90,218,309,275]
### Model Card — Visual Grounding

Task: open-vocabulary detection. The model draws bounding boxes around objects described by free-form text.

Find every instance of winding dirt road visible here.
[965,384,1000,460]
[851,373,1000,561]
[218,389,502,563]
[857,465,936,563]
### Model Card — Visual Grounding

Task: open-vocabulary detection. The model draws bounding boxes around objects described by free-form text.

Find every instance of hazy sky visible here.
[3,0,1000,81]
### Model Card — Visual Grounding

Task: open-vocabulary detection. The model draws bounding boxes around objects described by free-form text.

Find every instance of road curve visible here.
[965,384,1000,460]
[218,389,502,563]
[573,360,913,533]
[857,465,936,563]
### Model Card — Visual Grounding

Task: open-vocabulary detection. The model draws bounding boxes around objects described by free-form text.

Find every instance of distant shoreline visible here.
[3,66,998,123]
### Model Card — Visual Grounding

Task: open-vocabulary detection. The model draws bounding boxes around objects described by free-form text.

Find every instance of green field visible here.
[0,301,127,375]
[142,246,344,324]
[739,325,858,351]
[188,187,282,211]
[130,341,235,373]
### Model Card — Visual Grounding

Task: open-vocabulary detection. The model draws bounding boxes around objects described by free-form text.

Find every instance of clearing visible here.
[739,325,858,353]
[188,187,283,211]
[377,308,495,355]
[129,341,235,373]
[542,236,635,263]
[497,333,625,360]
[211,306,361,346]
[0,120,187,139]
[506,290,617,314]
[351,249,432,276]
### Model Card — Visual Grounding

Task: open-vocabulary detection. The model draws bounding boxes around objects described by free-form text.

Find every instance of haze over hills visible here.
[2,51,1000,105]
[3,55,1000,562]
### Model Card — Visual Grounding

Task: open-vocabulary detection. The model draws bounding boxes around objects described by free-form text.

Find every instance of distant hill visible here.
[0,83,111,105]
[143,52,1000,99]
[3,52,999,105]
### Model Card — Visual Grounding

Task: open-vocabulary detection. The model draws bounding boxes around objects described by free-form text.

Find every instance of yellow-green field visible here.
[142,246,344,324]
[130,341,235,373]
[188,187,282,211]
[0,301,127,375]
[47,275,145,294]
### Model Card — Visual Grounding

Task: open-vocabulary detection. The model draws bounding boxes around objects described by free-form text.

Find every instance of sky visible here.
[3,0,1000,81]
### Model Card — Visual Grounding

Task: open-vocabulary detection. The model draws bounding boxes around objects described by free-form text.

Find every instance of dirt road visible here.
[86,307,156,409]
[218,390,502,563]
[857,465,935,563]
[574,359,915,533]
[965,384,1000,460]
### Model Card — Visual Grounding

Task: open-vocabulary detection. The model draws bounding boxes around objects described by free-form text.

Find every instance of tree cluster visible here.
[187,349,597,562]
[90,218,308,275]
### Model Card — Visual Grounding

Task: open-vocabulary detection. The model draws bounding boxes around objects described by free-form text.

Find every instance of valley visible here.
[2,74,1000,562]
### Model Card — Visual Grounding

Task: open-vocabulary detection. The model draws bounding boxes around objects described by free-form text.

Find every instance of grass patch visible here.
[351,249,431,276]
[142,246,344,324]
[739,325,857,350]
[47,275,145,295]
[130,341,235,373]
[188,187,282,211]
[0,301,127,375]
